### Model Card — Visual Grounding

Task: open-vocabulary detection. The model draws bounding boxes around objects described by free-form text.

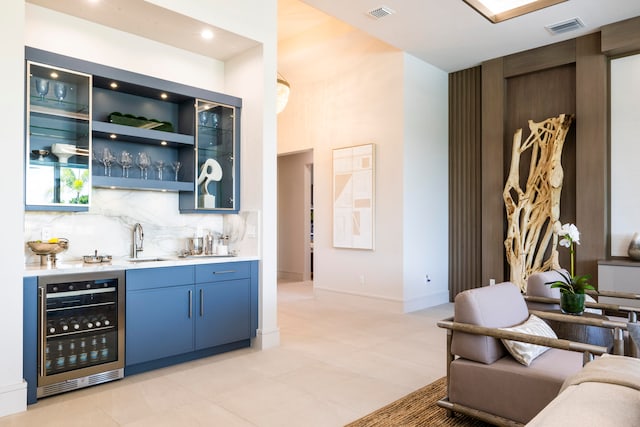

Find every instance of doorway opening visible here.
[277,150,314,282]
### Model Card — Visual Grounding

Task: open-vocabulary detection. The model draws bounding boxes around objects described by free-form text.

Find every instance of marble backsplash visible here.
[24,188,259,265]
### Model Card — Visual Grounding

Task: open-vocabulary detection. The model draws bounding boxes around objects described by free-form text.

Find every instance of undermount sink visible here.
[125,257,170,263]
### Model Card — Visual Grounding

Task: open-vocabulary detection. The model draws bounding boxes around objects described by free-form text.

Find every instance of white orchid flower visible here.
[559,223,580,245]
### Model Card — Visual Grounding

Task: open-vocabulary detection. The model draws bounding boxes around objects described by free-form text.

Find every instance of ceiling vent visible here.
[366,5,395,20]
[545,17,585,35]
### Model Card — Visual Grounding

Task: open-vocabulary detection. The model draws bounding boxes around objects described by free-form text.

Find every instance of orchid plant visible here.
[546,223,595,295]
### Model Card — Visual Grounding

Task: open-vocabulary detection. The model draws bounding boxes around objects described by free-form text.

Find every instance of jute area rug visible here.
[345,377,494,427]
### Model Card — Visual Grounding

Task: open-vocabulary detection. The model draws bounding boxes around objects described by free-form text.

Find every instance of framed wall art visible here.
[332,143,375,250]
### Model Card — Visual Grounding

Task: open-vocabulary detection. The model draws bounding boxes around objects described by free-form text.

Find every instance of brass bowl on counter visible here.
[27,238,69,255]
[26,238,69,266]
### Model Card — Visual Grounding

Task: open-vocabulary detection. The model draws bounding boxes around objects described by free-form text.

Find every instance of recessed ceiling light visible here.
[464,0,567,23]
[201,29,214,40]
[50,72,59,79]
[110,82,118,89]
[160,141,167,146]
[110,134,117,139]
[160,93,168,100]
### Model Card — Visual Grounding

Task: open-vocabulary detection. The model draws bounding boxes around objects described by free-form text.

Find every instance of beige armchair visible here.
[438,282,608,426]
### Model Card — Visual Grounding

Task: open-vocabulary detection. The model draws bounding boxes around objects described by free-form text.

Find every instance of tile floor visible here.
[1,280,453,427]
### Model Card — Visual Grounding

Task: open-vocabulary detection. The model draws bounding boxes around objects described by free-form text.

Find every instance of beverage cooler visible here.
[38,271,125,398]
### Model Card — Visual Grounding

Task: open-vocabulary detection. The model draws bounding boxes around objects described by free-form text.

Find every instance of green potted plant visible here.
[545,223,595,314]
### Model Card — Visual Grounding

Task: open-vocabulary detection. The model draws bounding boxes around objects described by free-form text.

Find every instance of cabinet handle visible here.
[213,270,235,275]
[38,287,46,377]
[200,288,204,317]
[188,290,192,318]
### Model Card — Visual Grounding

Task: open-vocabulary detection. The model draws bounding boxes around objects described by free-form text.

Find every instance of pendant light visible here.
[276,72,291,114]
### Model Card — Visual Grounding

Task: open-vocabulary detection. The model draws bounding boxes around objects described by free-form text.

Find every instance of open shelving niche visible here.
[25,46,242,213]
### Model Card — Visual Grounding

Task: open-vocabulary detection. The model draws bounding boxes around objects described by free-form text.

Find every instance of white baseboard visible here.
[403,290,450,313]
[0,380,26,418]
[313,286,450,314]
[277,271,304,281]
[253,327,281,350]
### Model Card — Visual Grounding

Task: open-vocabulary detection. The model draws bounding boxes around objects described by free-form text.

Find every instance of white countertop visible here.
[24,255,260,277]
[598,258,640,267]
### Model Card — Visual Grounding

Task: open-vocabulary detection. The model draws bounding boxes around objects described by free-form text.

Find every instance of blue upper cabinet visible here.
[25,60,92,212]
[24,46,242,213]
[179,99,241,213]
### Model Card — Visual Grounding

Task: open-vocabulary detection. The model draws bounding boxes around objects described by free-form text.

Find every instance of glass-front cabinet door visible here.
[180,98,238,212]
[26,62,91,211]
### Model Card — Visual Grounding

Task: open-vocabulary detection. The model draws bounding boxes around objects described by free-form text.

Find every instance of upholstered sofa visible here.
[526,354,640,426]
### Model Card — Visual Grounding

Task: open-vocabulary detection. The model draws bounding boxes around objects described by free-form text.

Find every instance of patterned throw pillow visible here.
[499,314,557,366]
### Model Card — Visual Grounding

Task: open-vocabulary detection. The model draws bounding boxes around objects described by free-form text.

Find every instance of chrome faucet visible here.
[132,223,144,258]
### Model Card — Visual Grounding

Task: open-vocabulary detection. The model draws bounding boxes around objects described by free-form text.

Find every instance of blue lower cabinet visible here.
[126,284,195,365]
[125,261,258,375]
[23,277,38,404]
[195,279,251,350]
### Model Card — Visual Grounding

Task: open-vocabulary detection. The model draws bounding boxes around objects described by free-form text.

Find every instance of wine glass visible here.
[155,160,165,180]
[198,111,209,127]
[210,112,219,128]
[136,152,151,180]
[34,78,49,101]
[100,147,116,177]
[117,150,133,178]
[171,161,182,181]
[53,82,67,104]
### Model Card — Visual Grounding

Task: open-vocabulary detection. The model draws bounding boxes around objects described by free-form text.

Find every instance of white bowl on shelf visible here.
[51,143,77,163]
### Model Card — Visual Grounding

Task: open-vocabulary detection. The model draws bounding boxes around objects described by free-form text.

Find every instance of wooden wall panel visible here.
[576,33,607,285]
[449,66,482,300]
[481,58,506,285]
[601,16,640,56]
[504,39,575,78]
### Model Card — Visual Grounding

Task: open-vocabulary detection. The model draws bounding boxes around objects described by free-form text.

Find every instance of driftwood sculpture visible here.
[503,114,574,292]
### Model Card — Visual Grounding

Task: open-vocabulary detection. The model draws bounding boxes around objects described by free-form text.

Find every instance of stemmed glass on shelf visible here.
[136,152,151,180]
[171,161,182,182]
[155,160,165,181]
[53,82,67,105]
[117,150,133,178]
[94,147,116,176]
[34,78,49,101]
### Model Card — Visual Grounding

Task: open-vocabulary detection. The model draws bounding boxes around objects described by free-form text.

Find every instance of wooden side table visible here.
[543,311,614,350]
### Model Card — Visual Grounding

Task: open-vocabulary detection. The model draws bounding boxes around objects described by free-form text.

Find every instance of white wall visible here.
[0,0,26,417]
[402,54,449,311]
[279,18,406,303]
[278,13,449,311]
[610,53,640,256]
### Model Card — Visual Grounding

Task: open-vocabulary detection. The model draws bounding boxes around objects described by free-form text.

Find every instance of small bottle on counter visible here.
[205,232,214,255]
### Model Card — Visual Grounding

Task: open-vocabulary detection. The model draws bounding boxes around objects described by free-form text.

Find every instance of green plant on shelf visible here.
[61,168,89,204]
